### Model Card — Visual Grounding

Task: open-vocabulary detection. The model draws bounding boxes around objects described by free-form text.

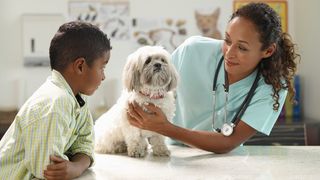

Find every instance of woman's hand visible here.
[127,102,171,133]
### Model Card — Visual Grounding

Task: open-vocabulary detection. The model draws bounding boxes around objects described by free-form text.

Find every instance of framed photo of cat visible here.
[233,0,288,32]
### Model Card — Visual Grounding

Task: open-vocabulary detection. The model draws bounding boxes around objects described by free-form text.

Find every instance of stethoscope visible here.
[212,56,260,136]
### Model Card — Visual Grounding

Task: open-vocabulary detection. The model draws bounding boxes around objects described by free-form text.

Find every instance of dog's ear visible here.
[167,63,179,91]
[122,52,141,91]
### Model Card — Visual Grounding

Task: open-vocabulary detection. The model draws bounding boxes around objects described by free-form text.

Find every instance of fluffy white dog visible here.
[94,46,178,157]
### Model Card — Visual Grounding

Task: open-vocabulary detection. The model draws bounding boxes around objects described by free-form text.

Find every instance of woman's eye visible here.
[238,46,248,51]
[224,39,231,45]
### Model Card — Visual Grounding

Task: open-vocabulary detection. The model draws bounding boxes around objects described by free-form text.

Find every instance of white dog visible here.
[94,46,178,157]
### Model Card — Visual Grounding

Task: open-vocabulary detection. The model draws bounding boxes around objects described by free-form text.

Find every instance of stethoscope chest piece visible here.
[221,123,235,136]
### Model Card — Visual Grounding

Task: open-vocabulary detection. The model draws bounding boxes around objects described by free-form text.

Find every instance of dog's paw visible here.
[152,146,170,156]
[113,141,127,153]
[127,145,147,158]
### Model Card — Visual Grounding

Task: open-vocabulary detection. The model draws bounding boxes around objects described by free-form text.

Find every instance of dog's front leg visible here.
[123,127,148,158]
[148,135,170,156]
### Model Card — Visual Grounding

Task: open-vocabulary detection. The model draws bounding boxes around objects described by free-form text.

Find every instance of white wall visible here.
[293,0,320,120]
[0,0,232,112]
[0,0,319,121]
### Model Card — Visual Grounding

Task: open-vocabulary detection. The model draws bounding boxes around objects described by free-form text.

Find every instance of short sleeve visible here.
[241,84,288,135]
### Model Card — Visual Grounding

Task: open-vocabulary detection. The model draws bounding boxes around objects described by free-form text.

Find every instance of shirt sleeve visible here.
[241,84,288,135]
[65,105,95,167]
[21,108,71,179]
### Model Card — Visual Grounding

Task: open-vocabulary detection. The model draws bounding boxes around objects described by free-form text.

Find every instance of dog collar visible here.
[139,91,164,99]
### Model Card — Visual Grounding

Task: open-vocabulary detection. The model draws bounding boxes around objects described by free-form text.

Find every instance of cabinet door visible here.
[22,14,65,66]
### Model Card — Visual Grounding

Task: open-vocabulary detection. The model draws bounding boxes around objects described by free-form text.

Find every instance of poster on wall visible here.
[233,0,288,32]
[131,18,188,53]
[69,1,130,40]
[194,7,223,40]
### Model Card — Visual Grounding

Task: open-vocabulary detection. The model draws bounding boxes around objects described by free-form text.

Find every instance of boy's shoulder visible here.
[17,78,76,127]
[36,79,75,105]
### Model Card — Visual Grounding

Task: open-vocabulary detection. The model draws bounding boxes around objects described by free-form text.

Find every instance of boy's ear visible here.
[73,58,86,74]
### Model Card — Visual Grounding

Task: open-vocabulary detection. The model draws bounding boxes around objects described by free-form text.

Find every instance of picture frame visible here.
[233,0,288,32]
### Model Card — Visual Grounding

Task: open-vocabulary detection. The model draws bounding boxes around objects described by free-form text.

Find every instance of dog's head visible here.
[123,46,178,96]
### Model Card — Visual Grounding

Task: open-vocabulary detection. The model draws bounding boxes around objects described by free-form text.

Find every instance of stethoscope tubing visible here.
[212,56,260,135]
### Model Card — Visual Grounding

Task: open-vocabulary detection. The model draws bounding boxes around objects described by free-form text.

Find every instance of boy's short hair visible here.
[49,21,112,71]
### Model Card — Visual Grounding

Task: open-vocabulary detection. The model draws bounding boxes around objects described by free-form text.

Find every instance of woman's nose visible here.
[225,45,236,59]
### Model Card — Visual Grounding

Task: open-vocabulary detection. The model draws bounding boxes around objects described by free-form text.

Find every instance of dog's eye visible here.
[161,58,166,63]
[146,57,151,64]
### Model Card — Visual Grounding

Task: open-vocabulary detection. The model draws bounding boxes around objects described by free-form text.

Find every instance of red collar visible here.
[139,91,164,99]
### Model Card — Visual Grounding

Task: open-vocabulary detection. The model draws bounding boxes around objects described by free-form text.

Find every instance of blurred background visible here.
[0,0,319,145]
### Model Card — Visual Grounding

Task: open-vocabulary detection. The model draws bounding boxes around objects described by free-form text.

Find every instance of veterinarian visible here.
[0,21,111,179]
[127,2,300,153]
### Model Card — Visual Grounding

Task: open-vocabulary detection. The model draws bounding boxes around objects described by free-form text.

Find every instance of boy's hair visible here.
[49,21,112,71]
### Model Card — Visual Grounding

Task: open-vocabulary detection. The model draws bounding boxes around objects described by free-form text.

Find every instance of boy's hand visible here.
[44,155,81,180]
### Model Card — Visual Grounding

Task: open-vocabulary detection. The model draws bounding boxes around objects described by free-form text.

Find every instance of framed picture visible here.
[233,0,288,32]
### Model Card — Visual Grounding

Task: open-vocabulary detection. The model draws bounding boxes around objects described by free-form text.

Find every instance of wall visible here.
[0,0,232,112]
[293,0,320,120]
[0,0,318,121]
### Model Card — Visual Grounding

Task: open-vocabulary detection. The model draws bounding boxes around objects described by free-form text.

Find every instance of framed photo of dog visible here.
[233,0,288,32]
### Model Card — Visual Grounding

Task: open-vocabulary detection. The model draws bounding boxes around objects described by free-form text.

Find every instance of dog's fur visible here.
[94,46,178,157]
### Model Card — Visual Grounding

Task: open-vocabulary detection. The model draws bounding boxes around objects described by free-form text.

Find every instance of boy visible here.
[0,21,111,179]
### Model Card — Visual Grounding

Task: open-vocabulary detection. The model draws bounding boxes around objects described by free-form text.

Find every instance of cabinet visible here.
[0,110,18,140]
[22,14,65,66]
[245,119,320,146]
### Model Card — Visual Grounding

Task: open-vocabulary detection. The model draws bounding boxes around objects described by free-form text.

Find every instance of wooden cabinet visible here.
[0,110,18,140]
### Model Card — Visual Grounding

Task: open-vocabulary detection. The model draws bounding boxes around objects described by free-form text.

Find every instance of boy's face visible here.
[79,51,110,95]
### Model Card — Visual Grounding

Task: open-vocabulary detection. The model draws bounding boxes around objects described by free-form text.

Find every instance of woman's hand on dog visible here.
[127,101,171,133]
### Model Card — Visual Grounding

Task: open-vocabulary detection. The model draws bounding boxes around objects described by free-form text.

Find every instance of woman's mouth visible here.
[225,59,239,67]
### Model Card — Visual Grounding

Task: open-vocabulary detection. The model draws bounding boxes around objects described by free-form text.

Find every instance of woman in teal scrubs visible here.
[127,2,300,153]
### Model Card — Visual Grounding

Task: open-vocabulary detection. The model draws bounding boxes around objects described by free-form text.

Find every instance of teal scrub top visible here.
[169,36,287,144]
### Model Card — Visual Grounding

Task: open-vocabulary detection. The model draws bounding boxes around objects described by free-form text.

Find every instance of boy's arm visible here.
[43,153,90,180]
[22,111,70,179]
[65,106,95,166]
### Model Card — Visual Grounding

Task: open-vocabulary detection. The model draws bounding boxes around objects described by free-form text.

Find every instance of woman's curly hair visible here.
[231,2,300,111]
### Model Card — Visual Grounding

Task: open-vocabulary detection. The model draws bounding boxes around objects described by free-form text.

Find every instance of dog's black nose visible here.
[154,63,162,68]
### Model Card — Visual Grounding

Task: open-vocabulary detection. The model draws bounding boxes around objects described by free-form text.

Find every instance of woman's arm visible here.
[127,102,257,153]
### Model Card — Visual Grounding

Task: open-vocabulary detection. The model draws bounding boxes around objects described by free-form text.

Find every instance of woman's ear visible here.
[262,43,276,59]
[73,58,86,74]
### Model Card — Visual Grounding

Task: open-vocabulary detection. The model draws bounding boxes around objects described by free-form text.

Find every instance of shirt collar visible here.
[51,69,86,108]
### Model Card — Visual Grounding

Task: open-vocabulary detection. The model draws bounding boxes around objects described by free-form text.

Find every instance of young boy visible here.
[0,21,111,179]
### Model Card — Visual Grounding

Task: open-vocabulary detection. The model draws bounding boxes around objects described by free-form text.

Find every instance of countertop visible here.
[76,145,320,180]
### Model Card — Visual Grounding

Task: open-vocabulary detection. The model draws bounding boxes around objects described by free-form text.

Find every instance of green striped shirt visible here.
[0,70,94,180]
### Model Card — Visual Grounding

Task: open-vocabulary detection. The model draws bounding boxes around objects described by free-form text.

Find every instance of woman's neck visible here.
[227,70,254,85]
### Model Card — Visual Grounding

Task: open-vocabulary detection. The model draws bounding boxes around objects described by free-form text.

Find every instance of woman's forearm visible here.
[158,121,256,153]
